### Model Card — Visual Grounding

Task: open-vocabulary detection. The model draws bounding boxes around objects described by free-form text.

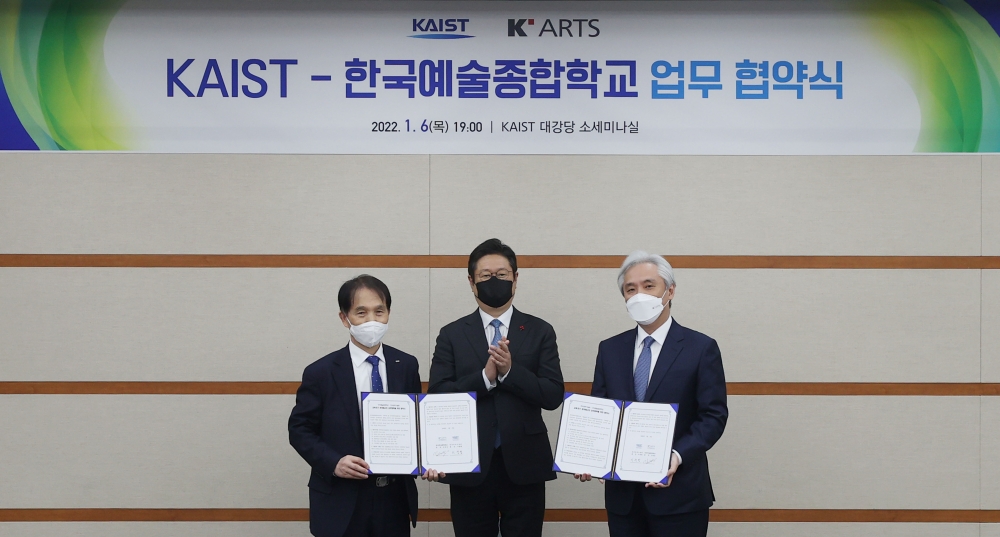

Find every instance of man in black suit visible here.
[576,251,728,537]
[289,275,427,537]
[428,238,564,537]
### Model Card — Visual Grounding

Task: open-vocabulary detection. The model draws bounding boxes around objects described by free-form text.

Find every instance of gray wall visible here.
[1,153,998,536]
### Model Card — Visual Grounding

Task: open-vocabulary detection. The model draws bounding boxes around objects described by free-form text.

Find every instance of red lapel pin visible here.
[519,325,525,330]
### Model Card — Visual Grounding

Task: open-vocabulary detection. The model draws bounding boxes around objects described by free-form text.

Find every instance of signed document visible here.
[613,401,678,483]
[361,392,480,475]
[552,393,677,483]
[419,392,480,474]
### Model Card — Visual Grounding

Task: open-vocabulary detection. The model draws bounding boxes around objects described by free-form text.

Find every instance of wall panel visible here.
[0,522,312,537]
[429,155,981,256]
[1,266,979,384]
[709,523,981,537]
[709,396,980,509]
[0,521,992,537]
[0,151,992,533]
[0,154,430,255]
[426,521,609,537]
[983,397,1000,510]
[0,395,305,508]
[431,268,981,383]
[984,155,1000,256]
[0,395,980,511]
[0,268,431,381]
[983,271,1000,382]
[676,269,981,383]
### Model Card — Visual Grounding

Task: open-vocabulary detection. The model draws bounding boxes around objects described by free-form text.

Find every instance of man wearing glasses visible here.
[428,238,564,537]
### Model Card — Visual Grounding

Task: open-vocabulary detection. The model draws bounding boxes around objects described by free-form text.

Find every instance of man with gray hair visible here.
[575,251,728,537]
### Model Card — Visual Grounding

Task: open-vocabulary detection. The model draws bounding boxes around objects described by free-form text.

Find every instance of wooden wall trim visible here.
[2,508,998,523]
[709,510,1000,523]
[0,382,302,395]
[726,382,1000,396]
[2,381,998,396]
[2,254,1000,269]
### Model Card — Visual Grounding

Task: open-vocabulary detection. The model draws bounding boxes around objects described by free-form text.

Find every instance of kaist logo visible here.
[410,18,473,39]
[508,18,600,37]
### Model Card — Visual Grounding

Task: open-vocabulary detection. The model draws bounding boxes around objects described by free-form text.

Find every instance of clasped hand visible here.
[487,338,512,378]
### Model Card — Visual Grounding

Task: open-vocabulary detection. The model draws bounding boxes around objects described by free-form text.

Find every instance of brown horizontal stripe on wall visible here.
[710,510,1000,523]
[2,254,1000,269]
[2,508,1000,523]
[0,509,310,522]
[1,381,999,396]
[726,382,1000,396]
[0,382,302,395]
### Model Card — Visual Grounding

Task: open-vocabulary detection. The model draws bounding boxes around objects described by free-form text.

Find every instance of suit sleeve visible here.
[428,327,491,395]
[673,338,728,463]
[590,342,608,399]
[288,365,342,480]
[498,322,564,411]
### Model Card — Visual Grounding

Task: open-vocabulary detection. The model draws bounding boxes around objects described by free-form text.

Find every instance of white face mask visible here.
[349,320,388,348]
[625,290,668,326]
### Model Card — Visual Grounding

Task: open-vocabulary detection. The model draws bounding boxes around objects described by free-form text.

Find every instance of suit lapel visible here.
[331,346,363,442]
[644,321,685,401]
[383,346,405,393]
[462,310,490,367]
[618,328,639,401]
[506,308,527,359]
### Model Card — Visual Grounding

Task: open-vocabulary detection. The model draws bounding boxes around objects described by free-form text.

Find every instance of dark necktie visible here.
[366,355,383,393]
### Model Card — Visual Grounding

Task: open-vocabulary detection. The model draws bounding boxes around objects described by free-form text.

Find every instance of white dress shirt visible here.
[479,306,513,390]
[633,316,673,384]
[348,340,387,409]
[633,316,682,464]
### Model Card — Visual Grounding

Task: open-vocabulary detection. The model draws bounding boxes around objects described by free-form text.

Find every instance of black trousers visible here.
[341,476,410,537]
[449,448,546,537]
[608,495,709,537]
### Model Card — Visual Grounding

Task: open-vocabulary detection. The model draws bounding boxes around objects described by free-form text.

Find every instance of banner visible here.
[1,0,999,154]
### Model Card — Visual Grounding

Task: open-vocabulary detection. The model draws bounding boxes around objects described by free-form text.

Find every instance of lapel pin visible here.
[519,325,525,330]
[395,359,400,363]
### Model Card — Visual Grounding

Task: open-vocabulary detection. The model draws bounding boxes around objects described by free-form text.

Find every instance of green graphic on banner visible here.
[0,0,129,150]
[871,0,1000,152]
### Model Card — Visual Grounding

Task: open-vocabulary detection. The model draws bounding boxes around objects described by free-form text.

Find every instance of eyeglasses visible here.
[476,270,512,281]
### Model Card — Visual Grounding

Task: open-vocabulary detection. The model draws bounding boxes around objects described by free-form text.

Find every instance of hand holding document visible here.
[361,392,480,476]
[553,393,677,484]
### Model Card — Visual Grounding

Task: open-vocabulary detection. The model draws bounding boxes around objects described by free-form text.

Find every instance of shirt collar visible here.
[349,340,385,368]
[479,306,514,330]
[636,316,673,348]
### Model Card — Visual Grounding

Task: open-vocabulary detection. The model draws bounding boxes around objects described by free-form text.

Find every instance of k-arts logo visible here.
[410,18,473,39]
[508,18,600,37]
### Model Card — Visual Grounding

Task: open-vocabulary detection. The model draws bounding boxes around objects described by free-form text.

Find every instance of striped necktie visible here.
[490,318,503,447]
[634,336,654,401]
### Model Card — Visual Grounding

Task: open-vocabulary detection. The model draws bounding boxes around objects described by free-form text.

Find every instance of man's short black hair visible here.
[468,238,518,277]
[338,274,392,314]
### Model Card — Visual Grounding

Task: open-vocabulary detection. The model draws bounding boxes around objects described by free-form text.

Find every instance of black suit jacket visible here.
[428,308,564,487]
[591,320,728,516]
[288,344,421,537]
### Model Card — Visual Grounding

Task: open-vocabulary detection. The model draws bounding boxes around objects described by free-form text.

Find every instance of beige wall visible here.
[1,153,995,536]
